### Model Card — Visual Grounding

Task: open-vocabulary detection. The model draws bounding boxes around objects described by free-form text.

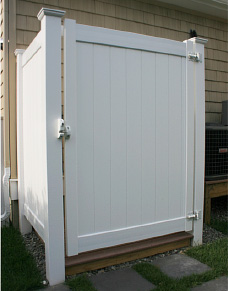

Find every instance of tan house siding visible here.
[0,0,3,118]
[15,0,228,124]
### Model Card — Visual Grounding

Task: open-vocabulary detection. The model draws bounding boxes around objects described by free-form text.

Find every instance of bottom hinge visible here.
[187,210,202,220]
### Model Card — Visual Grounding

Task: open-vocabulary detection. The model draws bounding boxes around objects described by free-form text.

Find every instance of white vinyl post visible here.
[191,37,208,245]
[15,49,32,234]
[184,39,194,233]
[37,8,66,285]
[63,19,78,256]
[186,37,208,245]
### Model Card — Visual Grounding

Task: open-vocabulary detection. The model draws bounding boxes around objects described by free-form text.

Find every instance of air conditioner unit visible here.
[205,123,228,181]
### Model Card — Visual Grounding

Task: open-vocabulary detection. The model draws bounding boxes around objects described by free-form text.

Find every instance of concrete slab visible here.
[37,284,70,291]
[152,254,211,279]
[191,276,228,291]
[89,268,156,291]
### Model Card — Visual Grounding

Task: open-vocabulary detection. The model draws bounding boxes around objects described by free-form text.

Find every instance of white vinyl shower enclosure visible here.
[16,8,207,286]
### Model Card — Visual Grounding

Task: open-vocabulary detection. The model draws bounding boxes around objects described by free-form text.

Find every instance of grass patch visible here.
[185,238,228,275]
[133,238,228,290]
[66,274,97,291]
[210,218,228,235]
[1,226,43,291]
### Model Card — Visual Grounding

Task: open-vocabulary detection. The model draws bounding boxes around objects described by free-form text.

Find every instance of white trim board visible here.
[24,203,45,241]
[78,217,186,253]
[75,24,186,57]
[22,32,42,68]
[157,0,227,19]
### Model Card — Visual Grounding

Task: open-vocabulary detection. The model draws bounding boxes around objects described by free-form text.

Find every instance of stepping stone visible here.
[89,268,156,291]
[152,254,211,279]
[37,284,70,291]
[191,276,228,291]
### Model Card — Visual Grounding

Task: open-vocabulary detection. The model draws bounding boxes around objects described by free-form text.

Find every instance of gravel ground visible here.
[22,196,227,284]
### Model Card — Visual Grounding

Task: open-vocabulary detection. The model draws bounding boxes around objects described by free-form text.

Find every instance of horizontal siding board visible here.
[206,113,221,123]
[206,102,222,113]
[206,92,228,103]
[205,81,228,93]
[16,30,24,45]
[16,15,27,30]
[70,0,95,13]
[59,0,71,9]
[95,1,115,17]
[104,16,116,29]
[17,1,43,17]
[98,0,227,31]
[27,16,40,32]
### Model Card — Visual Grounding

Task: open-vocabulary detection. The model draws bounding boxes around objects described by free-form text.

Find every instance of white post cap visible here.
[37,8,65,21]
[189,37,208,45]
[15,49,25,56]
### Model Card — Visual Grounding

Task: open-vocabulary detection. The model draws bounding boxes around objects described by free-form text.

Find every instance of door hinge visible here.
[187,210,202,220]
[188,52,202,63]
[58,119,71,139]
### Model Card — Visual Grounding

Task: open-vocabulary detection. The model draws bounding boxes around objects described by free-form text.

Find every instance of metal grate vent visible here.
[205,124,228,181]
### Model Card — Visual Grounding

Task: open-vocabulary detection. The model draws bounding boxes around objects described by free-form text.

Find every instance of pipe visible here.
[1,167,10,221]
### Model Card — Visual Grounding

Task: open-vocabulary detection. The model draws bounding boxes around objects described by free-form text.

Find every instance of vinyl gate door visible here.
[63,20,206,257]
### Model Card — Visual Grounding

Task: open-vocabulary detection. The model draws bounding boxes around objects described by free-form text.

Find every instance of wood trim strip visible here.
[204,181,228,224]
[66,236,191,275]
[205,179,228,185]
[66,231,193,267]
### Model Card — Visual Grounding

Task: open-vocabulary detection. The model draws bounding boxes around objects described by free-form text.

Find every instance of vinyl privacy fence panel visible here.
[16,8,207,286]
[64,20,207,256]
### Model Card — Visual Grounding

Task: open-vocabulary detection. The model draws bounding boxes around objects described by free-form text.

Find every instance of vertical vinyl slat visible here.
[77,43,95,236]
[168,55,182,219]
[94,45,111,232]
[181,57,187,217]
[141,51,156,224]
[126,49,142,227]
[110,47,127,230]
[155,53,169,221]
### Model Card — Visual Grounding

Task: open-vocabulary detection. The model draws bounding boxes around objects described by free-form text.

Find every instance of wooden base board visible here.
[204,179,228,225]
[65,231,193,275]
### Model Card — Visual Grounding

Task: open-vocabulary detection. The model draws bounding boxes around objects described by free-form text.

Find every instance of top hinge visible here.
[188,52,202,63]
[58,119,71,139]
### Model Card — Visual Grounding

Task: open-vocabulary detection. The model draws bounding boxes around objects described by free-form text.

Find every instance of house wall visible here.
[2,0,17,173]
[0,0,3,118]
[15,0,228,124]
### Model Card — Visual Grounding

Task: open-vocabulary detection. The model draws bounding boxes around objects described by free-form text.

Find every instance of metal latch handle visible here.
[187,210,202,220]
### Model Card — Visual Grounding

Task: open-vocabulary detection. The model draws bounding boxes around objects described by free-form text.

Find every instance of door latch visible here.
[58,119,71,139]
[187,210,202,220]
[188,52,202,63]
